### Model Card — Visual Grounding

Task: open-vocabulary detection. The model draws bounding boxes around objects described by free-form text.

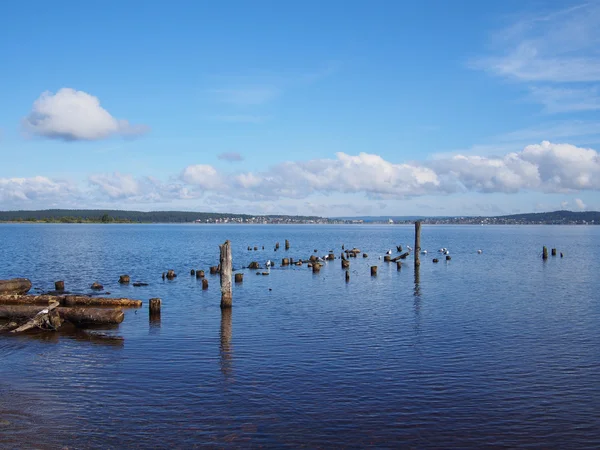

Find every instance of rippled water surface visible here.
[1,224,599,449]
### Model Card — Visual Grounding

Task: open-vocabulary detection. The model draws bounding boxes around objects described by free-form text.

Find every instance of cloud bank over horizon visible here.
[1,141,598,213]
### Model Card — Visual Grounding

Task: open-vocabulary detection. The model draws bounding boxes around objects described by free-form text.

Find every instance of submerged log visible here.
[0,305,124,326]
[0,278,32,295]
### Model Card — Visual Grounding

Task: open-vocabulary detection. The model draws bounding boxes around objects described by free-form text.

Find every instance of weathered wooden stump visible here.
[234,273,244,283]
[220,240,232,309]
[254,246,258,251]
[275,242,280,250]
[312,263,322,273]
[341,260,350,269]
[210,266,219,275]
[384,255,391,262]
[282,258,290,266]
[55,280,65,291]
[328,253,335,260]
[119,275,130,284]
[202,278,209,290]
[433,258,439,263]
[166,270,176,280]
[446,255,451,261]
[542,246,548,260]
[149,298,161,317]
[248,261,260,269]
[363,253,368,258]
[371,266,377,276]
[396,261,402,270]
[551,248,557,256]
[91,282,103,290]
[190,269,195,276]
[285,240,290,250]
[196,270,204,278]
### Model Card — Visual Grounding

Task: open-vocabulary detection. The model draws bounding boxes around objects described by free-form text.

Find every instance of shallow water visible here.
[1,224,599,449]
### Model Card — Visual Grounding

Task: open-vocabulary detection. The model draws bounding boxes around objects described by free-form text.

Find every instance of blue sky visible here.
[1,0,599,216]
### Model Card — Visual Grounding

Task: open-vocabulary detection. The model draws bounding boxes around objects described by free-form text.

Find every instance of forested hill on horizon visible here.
[0,209,598,224]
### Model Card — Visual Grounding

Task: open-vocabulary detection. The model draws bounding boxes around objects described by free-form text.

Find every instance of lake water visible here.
[1,224,599,449]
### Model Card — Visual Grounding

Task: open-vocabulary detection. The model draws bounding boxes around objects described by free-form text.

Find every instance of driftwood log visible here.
[11,301,61,333]
[0,294,142,308]
[0,305,125,326]
[0,278,32,295]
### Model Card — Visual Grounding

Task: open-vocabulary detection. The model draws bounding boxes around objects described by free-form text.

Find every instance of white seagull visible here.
[266,260,273,267]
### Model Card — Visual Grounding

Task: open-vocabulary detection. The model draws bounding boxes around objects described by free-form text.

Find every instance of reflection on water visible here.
[220,308,233,379]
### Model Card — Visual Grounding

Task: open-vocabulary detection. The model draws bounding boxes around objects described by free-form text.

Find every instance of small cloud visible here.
[574,198,587,210]
[218,152,244,162]
[23,88,149,141]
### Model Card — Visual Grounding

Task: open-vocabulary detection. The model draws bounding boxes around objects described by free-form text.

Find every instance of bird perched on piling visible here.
[386,249,392,255]
[266,260,273,267]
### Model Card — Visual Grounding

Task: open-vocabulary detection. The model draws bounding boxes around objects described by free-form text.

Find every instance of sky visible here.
[1,0,599,217]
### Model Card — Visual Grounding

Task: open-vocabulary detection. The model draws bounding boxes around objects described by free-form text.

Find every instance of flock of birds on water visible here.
[262,246,483,268]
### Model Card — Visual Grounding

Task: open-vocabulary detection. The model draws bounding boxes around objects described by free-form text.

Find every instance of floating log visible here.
[11,301,61,333]
[220,240,233,309]
[414,221,421,267]
[202,278,209,290]
[0,305,124,326]
[371,266,377,276]
[119,275,130,284]
[234,273,244,283]
[196,270,205,278]
[91,282,103,290]
[0,278,32,295]
[55,280,65,291]
[542,246,548,260]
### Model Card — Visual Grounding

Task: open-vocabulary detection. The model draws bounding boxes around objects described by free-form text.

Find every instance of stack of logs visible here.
[0,278,141,334]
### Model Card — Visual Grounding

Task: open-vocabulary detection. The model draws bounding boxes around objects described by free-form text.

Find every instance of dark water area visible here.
[1,223,599,449]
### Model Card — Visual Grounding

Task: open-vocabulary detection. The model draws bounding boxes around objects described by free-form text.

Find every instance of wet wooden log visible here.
[234,273,244,283]
[0,305,125,326]
[542,246,548,260]
[55,280,65,291]
[119,275,131,284]
[220,240,233,309]
[0,294,142,307]
[414,221,421,267]
[10,301,61,333]
[0,278,32,295]
[371,266,377,276]
[399,252,410,259]
[62,295,142,308]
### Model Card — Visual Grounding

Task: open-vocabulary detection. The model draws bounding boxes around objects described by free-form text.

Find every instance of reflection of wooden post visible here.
[220,240,232,309]
[414,221,421,267]
[220,308,233,377]
[345,271,350,282]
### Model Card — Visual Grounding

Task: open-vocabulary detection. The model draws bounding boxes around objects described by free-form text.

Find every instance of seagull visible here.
[477,249,483,254]
[421,250,428,254]
[386,249,392,255]
[266,260,273,267]
[407,245,412,252]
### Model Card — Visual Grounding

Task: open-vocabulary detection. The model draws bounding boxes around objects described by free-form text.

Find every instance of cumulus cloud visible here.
[23,88,149,141]
[217,152,244,162]
[0,176,77,205]
[574,198,587,210]
[181,164,224,190]
[88,172,141,199]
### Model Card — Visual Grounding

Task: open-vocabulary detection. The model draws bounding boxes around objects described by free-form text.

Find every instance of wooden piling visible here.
[282,258,290,266]
[384,255,391,262]
[414,221,421,267]
[371,266,377,276]
[210,266,219,275]
[54,280,65,291]
[341,260,350,269]
[551,248,557,256]
[190,269,195,276]
[285,239,290,250]
[202,278,209,290]
[234,273,244,283]
[275,242,280,250]
[219,240,232,309]
[396,261,402,270]
[196,270,204,278]
[149,298,161,317]
[543,246,548,260]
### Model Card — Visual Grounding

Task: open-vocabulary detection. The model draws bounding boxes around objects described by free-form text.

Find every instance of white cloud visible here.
[88,172,141,199]
[23,88,149,141]
[181,164,224,190]
[0,176,77,205]
[528,86,600,113]
[574,198,587,210]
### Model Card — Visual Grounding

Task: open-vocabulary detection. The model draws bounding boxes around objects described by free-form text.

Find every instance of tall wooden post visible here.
[414,221,421,267]
[220,240,232,308]
[542,246,548,260]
